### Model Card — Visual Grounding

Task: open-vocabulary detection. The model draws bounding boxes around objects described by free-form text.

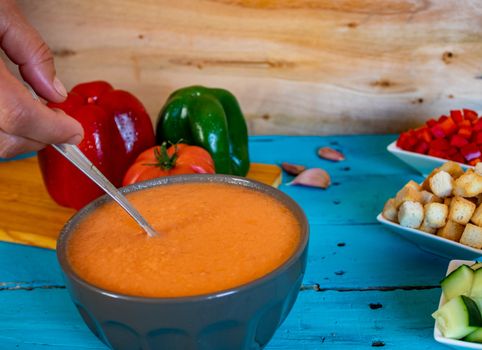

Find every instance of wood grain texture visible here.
[0,157,75,249]
[5,0,481,135]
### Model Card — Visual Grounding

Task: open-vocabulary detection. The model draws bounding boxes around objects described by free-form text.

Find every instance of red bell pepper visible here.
[38,81,155,209]
[430,124,445,139]
[464,109,478,121]
[461,143,481,162]
[438,116,458,136]
[416,126,432,144]
[458,126,472,139]
[426,119,438,128]
[473,119,482,132]
[474,131,482,145]
[450,110,464,124]
[450,134,469,148]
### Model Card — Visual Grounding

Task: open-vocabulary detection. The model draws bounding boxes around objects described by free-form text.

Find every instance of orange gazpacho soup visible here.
[67,182,301,298]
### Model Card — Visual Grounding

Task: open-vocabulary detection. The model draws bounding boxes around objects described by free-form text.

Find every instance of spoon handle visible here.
[52,144,158,237]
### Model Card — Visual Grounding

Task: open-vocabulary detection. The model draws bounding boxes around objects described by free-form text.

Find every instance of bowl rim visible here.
[376,213,482,255]
[57,173,309,303]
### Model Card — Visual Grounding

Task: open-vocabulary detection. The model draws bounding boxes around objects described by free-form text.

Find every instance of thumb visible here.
[0,0,67,103]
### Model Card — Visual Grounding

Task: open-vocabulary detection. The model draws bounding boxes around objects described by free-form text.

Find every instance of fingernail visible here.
[66,134,83,145]
[53,77,68,98]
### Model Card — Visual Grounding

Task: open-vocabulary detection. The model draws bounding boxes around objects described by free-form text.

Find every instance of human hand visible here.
[0,0,83,158]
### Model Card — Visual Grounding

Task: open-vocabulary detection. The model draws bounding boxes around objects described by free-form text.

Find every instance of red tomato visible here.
[122,143,215,186]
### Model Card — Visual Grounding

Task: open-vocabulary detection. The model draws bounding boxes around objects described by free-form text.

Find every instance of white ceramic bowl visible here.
[387,141,472,177]
[434,260,482,350]
[377,214,482,260]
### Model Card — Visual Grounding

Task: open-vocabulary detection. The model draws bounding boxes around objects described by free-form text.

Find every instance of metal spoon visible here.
[27,85,158,238]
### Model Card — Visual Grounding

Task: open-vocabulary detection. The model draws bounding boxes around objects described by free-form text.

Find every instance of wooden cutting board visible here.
[0,157,282,250]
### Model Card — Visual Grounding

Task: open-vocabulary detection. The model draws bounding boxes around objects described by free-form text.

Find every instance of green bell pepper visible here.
[155,86,250,176]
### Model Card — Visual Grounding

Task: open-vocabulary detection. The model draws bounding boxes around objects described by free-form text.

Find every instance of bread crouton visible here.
[419,222,437,234]
[429,171,453,198]
[437,220,465,241]
[420,190,442,204]
[471,204,482,227]
[460,224,482,249]
[439,161,464,179]
[476,162,482,176]
[382,198,398,222]
[453,170,482,197]
[449,196,476,225]
[404,180,421,191]
[394,186,423,208]
[422,168,440,191]
[444,197,452,206]
[423,202,448,228]
[398,201,424,228]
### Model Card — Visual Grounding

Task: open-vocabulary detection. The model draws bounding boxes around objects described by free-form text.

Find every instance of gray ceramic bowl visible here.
[57,174,309,350]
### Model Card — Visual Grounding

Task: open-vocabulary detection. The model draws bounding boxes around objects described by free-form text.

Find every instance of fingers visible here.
[0,61,84,154]
[0,0,67,103]
[0,129,46,158]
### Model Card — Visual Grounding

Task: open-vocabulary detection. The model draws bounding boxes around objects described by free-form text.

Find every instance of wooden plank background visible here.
[5,0,482,135]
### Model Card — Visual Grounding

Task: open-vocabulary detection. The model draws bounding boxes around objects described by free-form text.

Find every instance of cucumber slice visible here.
[441,264,474,301]
[432,295,482,339]
[471,268,482,298]
[464,328,482,343]
[471,262,482,270]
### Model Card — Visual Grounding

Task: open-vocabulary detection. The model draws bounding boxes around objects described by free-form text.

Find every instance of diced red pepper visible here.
[450,134,469,148]
[430,138,450,151]
[414,141,429,154]
[458,120,471,128]
[469,158,481,166]
[416,126,432,144]
[397,131,418,150]
[428,148,447,159]
[450,110,464,124]
[430,125,445,139]
[446,146,458,156]
[474,132,482,145]
[461,143,481,161]
[438,117,458,136]
[396,108,482,166]
[473,119,482,132]
[438,115,448,123]
[426,119,438,128]
[458,127,472,139]
[449,152,465,164]
[463,109,478,121]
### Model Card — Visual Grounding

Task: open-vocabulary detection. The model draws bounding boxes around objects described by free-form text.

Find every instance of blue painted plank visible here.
[303,223,449,288]
[0,242,62,287]
[0,289,105,349]
[281,174,421,225]
[0,288,447,349]
[249,134,416,177]
[271,289,445,349]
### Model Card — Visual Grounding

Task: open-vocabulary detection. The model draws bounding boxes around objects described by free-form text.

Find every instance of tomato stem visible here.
[143,142,178,170]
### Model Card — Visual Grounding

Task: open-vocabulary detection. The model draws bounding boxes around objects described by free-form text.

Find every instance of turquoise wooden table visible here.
[0,135,460,349]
